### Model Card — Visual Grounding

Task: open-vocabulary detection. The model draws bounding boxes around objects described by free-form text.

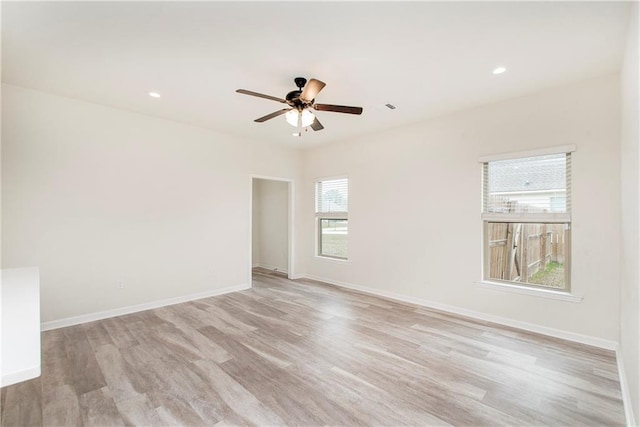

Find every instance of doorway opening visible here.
[250,176,294,281]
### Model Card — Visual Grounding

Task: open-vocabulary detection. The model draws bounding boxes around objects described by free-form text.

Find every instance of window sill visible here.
[476,280,583,303]
[314,256,351,264]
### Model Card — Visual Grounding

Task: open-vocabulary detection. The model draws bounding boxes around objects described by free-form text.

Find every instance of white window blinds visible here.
[483,153,571,215]
[316,178,348,214]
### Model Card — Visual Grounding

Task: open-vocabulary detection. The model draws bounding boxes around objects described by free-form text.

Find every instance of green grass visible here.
[529,261,565,288]
[320,233,348,259]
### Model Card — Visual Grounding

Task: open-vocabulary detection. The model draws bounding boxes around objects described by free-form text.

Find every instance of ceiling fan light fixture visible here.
[285,108,315,128]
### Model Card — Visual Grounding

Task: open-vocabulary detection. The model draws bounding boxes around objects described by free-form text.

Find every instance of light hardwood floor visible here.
[1,268,626,426]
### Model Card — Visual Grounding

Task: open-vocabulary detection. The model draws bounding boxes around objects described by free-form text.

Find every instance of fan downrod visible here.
[294,77,307,90]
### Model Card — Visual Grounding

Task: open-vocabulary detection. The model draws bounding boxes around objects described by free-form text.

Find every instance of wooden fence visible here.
[488,223,565,283]
[486,196,566,283]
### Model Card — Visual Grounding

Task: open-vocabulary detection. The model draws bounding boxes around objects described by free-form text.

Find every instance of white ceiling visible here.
[1,2,631,148]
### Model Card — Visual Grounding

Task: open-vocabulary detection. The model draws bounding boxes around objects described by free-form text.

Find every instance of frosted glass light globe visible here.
[285,109,315,127]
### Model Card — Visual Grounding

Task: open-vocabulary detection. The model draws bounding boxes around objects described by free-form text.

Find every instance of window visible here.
[316,178,348,259]
[482,151,572,291]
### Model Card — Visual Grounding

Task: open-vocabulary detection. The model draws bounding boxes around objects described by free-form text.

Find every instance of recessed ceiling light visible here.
[148,92,161,98]
[492,67,506,75]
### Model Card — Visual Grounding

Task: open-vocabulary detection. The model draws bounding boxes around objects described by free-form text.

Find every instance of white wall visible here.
[1,84,299,323]
[301,74,622,342]
[252,179,289,273]
[620,3,640,422]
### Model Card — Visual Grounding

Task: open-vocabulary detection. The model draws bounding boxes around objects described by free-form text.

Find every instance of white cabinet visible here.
[1,267,41,387]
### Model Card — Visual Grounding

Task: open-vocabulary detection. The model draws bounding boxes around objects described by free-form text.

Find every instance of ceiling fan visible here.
[236,77,363,133]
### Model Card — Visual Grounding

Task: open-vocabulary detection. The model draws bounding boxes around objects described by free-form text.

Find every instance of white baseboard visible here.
[301,274,618,351]
[41,283,250,331]
[616,346,637,427]
[253,263,288,274]
[1,366,41,388]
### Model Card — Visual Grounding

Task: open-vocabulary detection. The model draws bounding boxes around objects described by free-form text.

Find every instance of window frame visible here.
[480,146,576,294]
[315,177,349,261]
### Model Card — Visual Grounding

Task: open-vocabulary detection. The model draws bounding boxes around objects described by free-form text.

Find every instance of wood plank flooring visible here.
[1,268,626,426]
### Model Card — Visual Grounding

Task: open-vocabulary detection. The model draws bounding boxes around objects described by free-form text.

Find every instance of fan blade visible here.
[300,79,326,102]
[310,117,324,131]
[254,108,291,122]
[236,89,286,103]
[314,104,363,115]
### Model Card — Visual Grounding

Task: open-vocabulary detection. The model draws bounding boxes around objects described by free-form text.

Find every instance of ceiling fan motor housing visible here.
[288,77,311,109]
[286,90,307,110]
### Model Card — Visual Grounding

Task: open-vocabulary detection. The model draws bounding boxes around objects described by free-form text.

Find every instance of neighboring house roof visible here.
[489,154,566,193]
[323,200,348,212]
